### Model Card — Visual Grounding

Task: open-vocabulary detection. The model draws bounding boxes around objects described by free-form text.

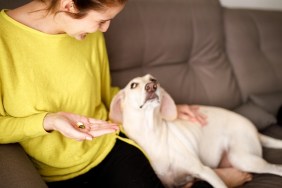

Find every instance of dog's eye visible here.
[130,82,139,89]
[150,78,157,83]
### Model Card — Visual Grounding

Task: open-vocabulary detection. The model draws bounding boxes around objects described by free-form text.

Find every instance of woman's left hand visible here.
[176,104,207,126]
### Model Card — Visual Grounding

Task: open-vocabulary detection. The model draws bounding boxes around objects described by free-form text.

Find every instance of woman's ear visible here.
[60,0,77,13]
[109,90,124,124]
[160,89,178,121]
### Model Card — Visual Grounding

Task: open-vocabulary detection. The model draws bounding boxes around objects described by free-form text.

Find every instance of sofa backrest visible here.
[105,0,242,109]
[224,8,282,101]
[0,0,27,9]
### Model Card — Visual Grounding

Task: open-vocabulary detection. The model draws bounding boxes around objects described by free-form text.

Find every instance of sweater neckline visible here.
[1,9,69,39]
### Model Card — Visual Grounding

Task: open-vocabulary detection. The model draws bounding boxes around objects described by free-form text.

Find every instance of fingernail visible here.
[86,136,93,141]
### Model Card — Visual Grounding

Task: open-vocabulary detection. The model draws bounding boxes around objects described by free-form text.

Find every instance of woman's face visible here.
[62,4,124,40]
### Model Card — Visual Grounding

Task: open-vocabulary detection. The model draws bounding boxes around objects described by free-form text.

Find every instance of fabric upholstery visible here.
[0,0,27,8]
[0,144,47,188]
[224,8,282,101]
[277,105,282,124]
[250,91,282,115]
[234,100,276,130]
[105,0,242,109]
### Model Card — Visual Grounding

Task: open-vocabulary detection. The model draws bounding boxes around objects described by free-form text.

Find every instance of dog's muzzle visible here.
[140,80,159,108]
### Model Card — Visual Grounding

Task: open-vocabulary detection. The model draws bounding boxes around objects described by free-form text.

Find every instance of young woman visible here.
[0,0,251,187]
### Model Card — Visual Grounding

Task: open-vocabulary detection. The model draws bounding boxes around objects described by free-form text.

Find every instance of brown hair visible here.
[37,0,127,18]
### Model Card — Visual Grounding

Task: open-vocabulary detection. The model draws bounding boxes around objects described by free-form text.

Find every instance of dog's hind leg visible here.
[228,152,282,177]
[187,158,227,188]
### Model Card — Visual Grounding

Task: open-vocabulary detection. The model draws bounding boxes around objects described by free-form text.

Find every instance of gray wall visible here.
[220,0,282,10]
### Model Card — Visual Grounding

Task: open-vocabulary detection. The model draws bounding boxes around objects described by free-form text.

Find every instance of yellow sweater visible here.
[0,10,121,181]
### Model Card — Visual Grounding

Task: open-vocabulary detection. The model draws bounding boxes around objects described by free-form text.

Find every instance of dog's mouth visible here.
[139,93,159,109]
[139,79,160,108]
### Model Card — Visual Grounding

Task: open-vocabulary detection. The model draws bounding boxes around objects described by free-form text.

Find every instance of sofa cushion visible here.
[233,91,282,130]
[0,144,47,188]
[105,0,242,109]
[250,91,282,116]
[242,174,282,188]
[234,100,276,130]
[277,105,282,124]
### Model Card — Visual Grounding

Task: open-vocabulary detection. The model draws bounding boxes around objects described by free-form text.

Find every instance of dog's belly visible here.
[169,105,263,168]
[196,106,262,167]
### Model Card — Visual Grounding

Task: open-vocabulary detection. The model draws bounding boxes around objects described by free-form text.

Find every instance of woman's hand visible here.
[176,104,207,126]
[43,112,119,141]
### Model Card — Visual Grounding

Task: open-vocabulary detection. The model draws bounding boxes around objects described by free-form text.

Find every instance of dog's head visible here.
[110,74,178,123]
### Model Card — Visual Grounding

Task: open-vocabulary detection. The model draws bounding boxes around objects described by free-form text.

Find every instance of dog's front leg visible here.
[194,165,227,188]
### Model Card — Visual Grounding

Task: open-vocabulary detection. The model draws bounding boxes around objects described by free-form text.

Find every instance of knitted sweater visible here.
[0,9,121,182]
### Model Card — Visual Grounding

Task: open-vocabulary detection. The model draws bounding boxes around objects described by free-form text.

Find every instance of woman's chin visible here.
[74,33,87,40]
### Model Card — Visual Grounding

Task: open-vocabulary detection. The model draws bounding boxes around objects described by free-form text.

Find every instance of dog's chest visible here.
[155,163,194,187]
[124,119,198,163]
[122,111,200,186]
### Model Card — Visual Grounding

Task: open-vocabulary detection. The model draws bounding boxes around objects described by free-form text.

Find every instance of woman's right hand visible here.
[176,104,207,126]
[43,112,119,141]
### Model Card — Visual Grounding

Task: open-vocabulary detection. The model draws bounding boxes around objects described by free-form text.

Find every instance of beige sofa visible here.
[1,0,282,187]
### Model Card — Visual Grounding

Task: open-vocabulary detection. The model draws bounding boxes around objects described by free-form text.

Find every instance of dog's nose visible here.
[145,82,158,93]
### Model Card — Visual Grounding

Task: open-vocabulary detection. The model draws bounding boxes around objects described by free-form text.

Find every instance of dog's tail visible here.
[259,134,282,149]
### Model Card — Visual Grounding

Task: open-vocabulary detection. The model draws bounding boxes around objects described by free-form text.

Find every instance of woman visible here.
[0,0,251,187]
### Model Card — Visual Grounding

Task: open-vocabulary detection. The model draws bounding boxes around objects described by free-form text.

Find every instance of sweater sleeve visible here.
[0,113,49,144]
[0,84,49,143]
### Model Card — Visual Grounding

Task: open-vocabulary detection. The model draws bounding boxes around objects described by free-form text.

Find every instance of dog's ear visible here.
[109,90,124,123]
[160,89,178,121]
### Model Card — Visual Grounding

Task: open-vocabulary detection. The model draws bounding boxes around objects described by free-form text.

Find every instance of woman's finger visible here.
[90,122,119,131]
[89,127,118,138]
[88,118,110,124]
[183,105,196,118]
[177,104,208,126]
[189,105,199,111]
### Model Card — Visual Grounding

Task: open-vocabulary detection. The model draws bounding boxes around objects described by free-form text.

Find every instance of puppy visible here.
[110,74,282,188]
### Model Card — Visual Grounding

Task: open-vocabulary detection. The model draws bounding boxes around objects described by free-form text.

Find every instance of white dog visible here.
[110,74,282,188]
